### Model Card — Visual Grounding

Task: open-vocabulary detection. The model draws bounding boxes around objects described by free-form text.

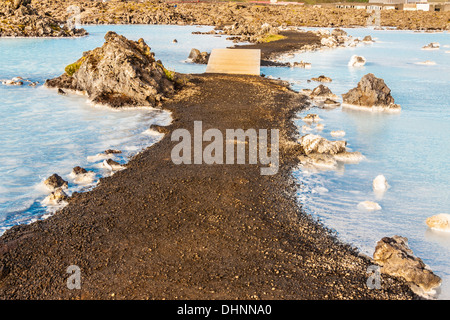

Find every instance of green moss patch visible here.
[64,57,85,76]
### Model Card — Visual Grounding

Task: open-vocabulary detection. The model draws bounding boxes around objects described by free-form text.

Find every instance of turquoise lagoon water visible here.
[0,25,449,298]
[263,28,450,298]
[0,25,233,231]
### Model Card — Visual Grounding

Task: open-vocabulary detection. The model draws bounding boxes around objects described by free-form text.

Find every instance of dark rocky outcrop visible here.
[311,75,332,83]
[373,236,441,295]
[104,149,122,155]
[45,32,175,108]
[342,73,401,111]
[71,166,87,175]
[43,173,68,191]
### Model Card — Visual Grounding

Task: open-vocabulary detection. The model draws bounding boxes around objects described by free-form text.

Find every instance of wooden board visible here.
[205,49,261,76]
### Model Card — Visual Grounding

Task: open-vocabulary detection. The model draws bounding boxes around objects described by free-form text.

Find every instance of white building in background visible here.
[416,2,431,10]
[335,0,449,11]
[366,0,450,11]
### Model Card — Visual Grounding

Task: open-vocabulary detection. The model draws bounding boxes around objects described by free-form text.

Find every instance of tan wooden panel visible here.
[205,49,261,76]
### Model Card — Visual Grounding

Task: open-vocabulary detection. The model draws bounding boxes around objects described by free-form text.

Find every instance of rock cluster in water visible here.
[0,0,87,37]
[45,31,175,108]
[297,134,364,170]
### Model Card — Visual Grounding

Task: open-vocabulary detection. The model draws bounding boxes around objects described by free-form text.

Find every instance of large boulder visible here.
[348,55,366,67]
[45,32,175,108]
[342,73,400,111]
[373,236,441,294]
[187,48,210,64]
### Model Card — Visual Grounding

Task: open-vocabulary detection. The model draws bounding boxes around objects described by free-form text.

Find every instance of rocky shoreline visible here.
[0,31,422,299]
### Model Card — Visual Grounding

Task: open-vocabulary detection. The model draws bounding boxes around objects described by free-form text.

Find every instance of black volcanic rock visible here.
[342,73,400,110]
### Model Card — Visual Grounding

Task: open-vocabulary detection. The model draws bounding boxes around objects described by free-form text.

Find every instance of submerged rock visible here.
[311,75,332,83]
[362,35,374,43]
[416,60,436,66]
[298,134,346,155]
[302,114,322,123]
[102,159,124,171]
[298,153,337,170]
[357,201,381,211]
[333,151,364,163]
[373,236,442,294]
[104,149,122,155]
[348,55,366,67]
[422,42,440,50]
[330,130,346,137]
[70,167,96,185]
[373,175,389,192]
[292,61,311,69]
[45,32,174,108]
[342,73,401,111]
[1,79,23,86]
[315,123,324,131]
[426,214,450,232]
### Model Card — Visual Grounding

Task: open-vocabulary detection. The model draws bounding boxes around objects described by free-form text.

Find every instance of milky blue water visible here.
[0,25,232,231]
[0,25,448,298]
[263,28,450,299]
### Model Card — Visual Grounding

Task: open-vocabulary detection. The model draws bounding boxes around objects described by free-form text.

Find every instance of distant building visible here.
[335,0,449,11]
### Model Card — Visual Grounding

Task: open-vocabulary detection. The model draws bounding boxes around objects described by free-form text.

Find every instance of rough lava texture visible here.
[0,0,87,37]
[187,48,210,64]
[373,236,442,294]
[342,73,401,111]
[45,31,175,108]
[27,0,450,31]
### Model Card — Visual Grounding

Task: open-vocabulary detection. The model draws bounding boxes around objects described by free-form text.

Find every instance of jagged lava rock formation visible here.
[342,73,401,111]
[45,31,175,108]
[373,236,441,296]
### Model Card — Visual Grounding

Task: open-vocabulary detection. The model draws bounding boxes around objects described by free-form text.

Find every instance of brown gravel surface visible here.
[234,31,321,60]
[0,74,417,300]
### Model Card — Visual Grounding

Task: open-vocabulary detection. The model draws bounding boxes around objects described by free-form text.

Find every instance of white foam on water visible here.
[272,28,450,299]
